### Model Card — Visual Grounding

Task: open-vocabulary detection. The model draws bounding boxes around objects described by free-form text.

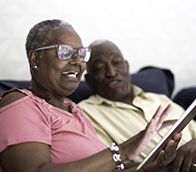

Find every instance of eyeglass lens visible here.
[58,45,90,62]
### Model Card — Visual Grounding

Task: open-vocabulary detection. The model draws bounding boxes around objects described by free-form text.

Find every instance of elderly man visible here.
[78,40,196,172]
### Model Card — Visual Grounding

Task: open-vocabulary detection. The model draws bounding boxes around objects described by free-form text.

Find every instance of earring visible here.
[33,66,38,69]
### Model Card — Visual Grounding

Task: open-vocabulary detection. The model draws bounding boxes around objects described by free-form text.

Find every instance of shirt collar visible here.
[86,85,146,108]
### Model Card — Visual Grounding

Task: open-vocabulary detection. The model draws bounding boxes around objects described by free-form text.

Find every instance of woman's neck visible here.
[29,82,70,112]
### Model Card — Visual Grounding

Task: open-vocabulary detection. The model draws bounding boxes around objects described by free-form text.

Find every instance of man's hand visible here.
[142,132,182,172]
[171,138,196,172]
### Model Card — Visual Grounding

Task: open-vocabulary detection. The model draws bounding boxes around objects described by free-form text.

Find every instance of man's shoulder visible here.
[143,91,185,115]
[78,94,99,106]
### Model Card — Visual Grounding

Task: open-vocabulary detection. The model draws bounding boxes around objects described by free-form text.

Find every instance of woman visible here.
[0,19,181,172]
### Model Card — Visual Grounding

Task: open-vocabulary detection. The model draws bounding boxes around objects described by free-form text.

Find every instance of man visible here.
[78,40,196,171]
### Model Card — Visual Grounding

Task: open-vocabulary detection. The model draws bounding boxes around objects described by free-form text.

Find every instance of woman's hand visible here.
[115,132,182,172]
[119,104,177,161]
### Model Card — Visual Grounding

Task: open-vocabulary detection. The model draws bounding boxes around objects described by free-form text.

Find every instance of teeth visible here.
[68,74,77,78]
[110,81,118,85]
[63,71,78,78]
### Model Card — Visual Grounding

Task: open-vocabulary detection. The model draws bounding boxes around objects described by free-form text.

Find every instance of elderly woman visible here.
[0,19,181,172]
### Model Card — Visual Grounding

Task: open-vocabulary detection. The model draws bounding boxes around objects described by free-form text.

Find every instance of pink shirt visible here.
[0,88,106,171]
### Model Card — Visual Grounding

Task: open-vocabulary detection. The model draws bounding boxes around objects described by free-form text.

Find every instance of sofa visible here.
[174,87,196,110]
[0,66,174,104]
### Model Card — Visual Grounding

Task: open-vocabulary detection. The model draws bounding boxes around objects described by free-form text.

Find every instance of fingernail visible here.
[170,140,174,146]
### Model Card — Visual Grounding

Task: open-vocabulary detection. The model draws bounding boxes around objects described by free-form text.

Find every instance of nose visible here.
[68,52,82,65]
[106,64,117,77]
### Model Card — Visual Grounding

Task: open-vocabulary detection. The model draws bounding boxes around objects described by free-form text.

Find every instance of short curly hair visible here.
[25,19,73,58]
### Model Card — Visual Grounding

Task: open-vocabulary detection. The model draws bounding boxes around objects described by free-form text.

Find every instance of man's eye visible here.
[94,66,104,72]
[114,61,123,65]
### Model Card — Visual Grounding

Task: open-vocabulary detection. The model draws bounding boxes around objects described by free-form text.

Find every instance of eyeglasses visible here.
[34,44,91,62]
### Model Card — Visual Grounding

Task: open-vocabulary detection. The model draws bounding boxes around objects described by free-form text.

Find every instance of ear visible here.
[28,50,39,69]
[125,60,130,72]
[85,73,93,87]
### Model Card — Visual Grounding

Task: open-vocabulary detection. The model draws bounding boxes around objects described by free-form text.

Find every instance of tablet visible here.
[136,99,196,170]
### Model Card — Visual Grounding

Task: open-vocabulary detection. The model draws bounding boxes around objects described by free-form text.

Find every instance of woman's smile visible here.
[62,71,79,81]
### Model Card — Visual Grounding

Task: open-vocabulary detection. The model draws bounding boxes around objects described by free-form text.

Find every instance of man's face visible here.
[86,41,131,101]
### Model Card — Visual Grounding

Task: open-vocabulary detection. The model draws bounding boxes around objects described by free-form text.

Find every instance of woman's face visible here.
[34,26,86,98]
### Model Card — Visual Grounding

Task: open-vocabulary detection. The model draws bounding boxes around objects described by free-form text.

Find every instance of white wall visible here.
[0,0,196,96]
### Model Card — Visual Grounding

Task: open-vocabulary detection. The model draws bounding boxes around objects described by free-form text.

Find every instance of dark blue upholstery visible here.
[174,87,196,110]
[66,66,174,103]
[0,66,174,103]
[173,87,196,120]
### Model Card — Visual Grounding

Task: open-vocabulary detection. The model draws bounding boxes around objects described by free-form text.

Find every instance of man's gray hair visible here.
[88,39,108,48]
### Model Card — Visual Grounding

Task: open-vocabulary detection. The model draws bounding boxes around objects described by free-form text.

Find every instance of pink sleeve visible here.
[0,97,52,153]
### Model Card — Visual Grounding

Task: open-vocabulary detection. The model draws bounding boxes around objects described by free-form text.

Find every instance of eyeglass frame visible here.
[34,44,91,62]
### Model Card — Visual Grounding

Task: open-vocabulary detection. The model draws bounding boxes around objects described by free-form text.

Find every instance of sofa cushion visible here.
[0,80,31,94]
[67,66,174,103]
[173,87,196,110]
[0,66,174,103]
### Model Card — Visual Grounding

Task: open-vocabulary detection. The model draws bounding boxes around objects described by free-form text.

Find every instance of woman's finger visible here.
[158,120,177,132]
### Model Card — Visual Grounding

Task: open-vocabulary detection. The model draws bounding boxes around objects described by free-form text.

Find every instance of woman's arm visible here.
[0,104,177,172]
[0,142,116,172]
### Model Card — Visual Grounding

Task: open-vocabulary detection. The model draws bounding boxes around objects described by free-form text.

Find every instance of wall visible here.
[0,0,196,96]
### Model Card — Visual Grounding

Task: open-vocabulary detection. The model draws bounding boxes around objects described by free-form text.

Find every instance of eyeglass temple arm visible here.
[34,45,57,51]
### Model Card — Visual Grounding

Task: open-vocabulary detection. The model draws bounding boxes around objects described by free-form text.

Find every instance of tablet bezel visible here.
[136,99,196,170]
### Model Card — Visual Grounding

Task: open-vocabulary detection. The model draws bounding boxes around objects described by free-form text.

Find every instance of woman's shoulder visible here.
[0,89,27,108]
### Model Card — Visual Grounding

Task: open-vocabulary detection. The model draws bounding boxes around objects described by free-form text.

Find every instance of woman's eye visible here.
[79,55,85,60]
[59,53,70,60]
[58,52,72,60]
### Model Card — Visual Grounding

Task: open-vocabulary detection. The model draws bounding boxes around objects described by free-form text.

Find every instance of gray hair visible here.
[25,19,73,58]
[88,39,107,49]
